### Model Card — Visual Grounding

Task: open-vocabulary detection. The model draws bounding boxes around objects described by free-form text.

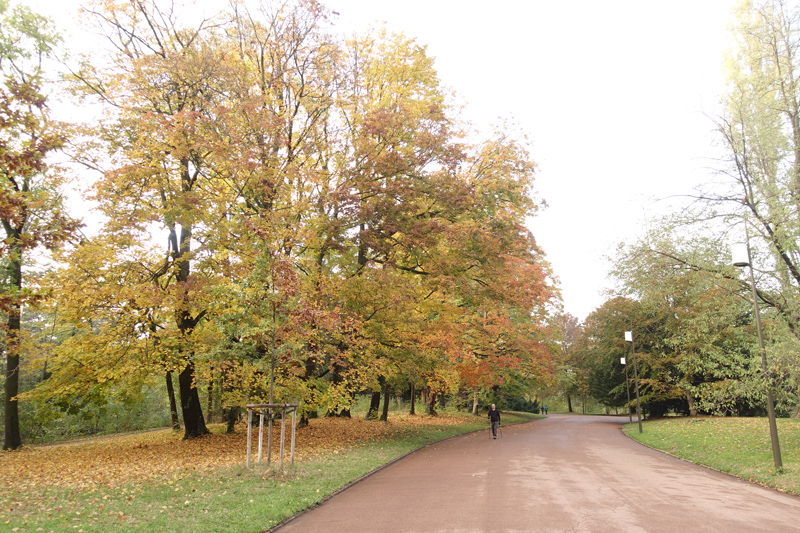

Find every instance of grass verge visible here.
[0,410,539,533]
[623,416,800,495]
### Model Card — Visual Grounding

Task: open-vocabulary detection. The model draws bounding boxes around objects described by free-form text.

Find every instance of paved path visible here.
[275,414,800,532]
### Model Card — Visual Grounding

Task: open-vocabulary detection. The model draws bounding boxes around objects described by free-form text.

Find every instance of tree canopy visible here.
[2,0,559,447]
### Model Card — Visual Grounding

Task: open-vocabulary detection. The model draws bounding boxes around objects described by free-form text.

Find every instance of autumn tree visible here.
[34,0,557,438]
[55,0,245,438]
[0,0,77,450]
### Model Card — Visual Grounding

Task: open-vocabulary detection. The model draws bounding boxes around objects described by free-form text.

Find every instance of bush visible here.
[503,396,541,413]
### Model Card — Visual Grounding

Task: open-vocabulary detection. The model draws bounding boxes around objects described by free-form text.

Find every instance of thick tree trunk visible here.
[379,379,390,422]
[472,391,479,415]
[686,392,697,417]
[366,378,383,420]
[169,164,208,440]
[567,393,574,413]
[427,391,437,416]
[226,406,239,433]
[166,371,180,430]
[3,249,22,450]
[366,391,380,419]
[179,362,209,439]
[4,316,22,450]
[409,383,416,415]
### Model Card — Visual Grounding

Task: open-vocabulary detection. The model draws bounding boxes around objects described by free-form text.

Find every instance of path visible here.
[275,414,800,532]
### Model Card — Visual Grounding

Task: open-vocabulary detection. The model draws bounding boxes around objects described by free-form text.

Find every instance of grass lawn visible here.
[624,416,800,495]
[0,410,540,533]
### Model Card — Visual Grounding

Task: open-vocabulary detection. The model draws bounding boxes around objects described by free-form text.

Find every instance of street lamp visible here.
[621,357,632,424]
[732,227,783,471]
[624,330,643,433]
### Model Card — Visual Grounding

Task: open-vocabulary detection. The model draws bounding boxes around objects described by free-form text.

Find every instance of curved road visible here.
[275,414,800,532]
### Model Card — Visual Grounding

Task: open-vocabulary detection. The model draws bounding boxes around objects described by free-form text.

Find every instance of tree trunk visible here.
[166,371,180,430]
[207,371,214,422]
[366,391,380,419]
[427,391,437,416]
[472,391,479,415]
[179,362,209,439]
[567,393,574,413]
[379,379,390,422]
[171,164,208,440]
[686,392,697,417]
[409,383,416,415]
[3,247,23,450]
[226,406,239,433]
[366,377,383,420]
[4,317,22,451]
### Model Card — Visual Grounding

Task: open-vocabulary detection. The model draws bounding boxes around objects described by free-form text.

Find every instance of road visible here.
[274,414,800,532]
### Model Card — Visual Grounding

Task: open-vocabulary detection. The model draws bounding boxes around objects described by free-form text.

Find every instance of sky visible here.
[27,0,739,321]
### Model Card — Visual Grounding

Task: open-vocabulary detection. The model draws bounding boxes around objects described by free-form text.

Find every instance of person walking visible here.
[488,404,501,439]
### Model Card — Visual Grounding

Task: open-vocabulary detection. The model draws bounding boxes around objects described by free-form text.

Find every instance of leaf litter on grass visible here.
[0,414,473,491]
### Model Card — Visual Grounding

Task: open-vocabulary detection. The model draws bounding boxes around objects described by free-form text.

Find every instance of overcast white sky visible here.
[29,0,739,321]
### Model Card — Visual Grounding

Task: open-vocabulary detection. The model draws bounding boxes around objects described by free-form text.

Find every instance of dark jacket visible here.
[488,408,500,423]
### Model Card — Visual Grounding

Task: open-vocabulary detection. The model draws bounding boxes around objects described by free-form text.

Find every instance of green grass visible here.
[624,417,800,495]
[1,411,540,533]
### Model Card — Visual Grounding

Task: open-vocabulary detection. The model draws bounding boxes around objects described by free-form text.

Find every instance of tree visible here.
[612,233,765,416]
[554,313,582,413]
[616,0,800,417]
[578,298,640,413]
[60,0,245,438]
[0,0,77,450]
[34,0,558,440]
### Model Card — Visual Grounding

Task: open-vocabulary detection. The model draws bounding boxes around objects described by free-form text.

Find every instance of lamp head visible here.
[732,242,749,267]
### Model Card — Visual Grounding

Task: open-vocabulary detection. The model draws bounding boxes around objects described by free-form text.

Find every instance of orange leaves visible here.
[0,415,466,491]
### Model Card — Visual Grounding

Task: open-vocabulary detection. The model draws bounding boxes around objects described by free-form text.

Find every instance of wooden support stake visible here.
[257,409,265,464]
[279,405,287,470]
[291,408,296,464]
[245,403,299,470]
[246,408,253,469]
[267,407,273,466]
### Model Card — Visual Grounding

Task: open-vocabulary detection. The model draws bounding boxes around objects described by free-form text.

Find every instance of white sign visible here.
[620,357,626,365]
[624,331,633,342]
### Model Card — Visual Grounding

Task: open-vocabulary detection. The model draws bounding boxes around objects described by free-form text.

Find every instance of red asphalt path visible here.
[274,414,800,532]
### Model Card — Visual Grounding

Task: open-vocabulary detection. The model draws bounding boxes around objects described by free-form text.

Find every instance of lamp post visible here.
[621,357,632,424]
[624,331,643,433]
[732,227,783,471]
